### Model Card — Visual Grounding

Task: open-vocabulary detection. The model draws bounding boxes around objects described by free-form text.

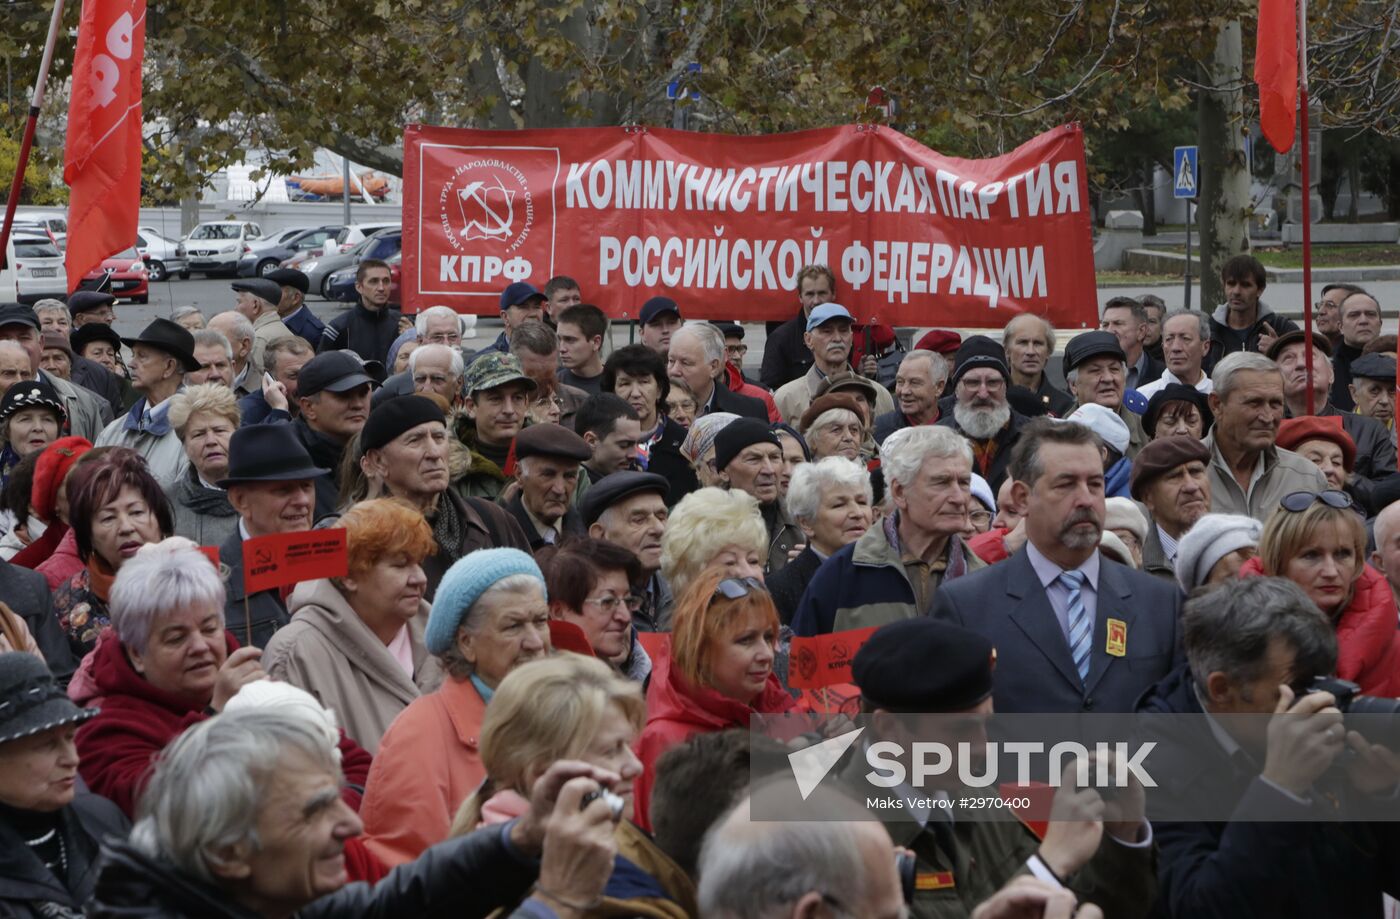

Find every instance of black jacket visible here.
[504,492,586,554]
[706,382,768,422]
[88,824,541,919]
[318,301,402,365]
[291,416,348,520]
[218,527,291,649]
[0,792,128,919]
[70,357,127,416]
[1138,666,1400,919]
[1205,304,1298,368]
[0,557,75,685]
[935,409,1033,492]
[1330,341,1364,411]
[758,310,812,391]
[646,416,700,506]
[766,545,822,625]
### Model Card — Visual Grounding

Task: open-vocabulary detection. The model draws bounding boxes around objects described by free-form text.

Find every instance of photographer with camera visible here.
[1139,576,1400,919]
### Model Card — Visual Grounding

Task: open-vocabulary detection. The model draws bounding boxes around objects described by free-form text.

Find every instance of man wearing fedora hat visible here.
[95,319,204,486]
[218,424,329,647]
[0,304,110,442]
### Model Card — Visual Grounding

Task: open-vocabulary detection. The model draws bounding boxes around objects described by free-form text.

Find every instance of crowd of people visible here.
[0,251,1397,918]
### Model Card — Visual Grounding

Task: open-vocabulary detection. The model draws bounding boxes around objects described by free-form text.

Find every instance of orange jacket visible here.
[360,674,487,866]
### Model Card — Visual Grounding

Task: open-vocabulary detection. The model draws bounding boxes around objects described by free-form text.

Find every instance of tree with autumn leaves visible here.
[2,0,1397,305]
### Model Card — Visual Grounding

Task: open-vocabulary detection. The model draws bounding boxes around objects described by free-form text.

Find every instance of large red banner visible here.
[402,123,1097,327]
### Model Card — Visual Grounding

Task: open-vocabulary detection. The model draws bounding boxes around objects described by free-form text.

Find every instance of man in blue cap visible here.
[773,302,892,427]
[317,258,401,364]
[470,281,546,364]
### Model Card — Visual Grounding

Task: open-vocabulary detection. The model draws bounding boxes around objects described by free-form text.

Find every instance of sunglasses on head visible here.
[711,576,767,604]
[1280,490,1353,513]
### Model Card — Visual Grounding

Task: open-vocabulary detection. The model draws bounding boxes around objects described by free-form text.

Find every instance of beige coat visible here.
[263,578,439,753]
[250,310,295,377]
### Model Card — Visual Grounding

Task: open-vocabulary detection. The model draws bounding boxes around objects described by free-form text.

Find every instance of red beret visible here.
[1275,415,1356,472]
[32,436,93,523]
[916,329,962,355]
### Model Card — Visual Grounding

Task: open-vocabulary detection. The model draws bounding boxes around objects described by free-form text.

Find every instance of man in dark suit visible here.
[0,556,75,684]
[1101,297,1165,391]
[665,322,766,421]
[934,417,1181,713]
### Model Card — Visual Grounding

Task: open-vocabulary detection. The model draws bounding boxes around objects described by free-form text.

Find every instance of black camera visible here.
[1303,676,1400,748]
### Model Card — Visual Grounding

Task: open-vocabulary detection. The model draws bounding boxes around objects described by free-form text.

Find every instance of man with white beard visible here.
[934,335,1030,491]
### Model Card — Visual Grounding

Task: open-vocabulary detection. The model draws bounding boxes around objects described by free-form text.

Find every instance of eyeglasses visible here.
[711,577,767,605]
[1280,490,1353,513]
[583,592,640,614]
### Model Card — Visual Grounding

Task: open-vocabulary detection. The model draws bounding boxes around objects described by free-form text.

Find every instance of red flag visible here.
[1254,0,1298,153]
[63,0,147,289]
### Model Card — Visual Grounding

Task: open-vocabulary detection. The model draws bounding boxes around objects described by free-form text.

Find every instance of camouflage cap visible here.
[464,351,539,397]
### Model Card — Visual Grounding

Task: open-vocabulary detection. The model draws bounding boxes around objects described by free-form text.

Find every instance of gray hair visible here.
[1002,313,1054,351]
[0,341,30,363]
[1065,360,1127,388]
[509,319,557,358]
[806,407,862,438]
[170,305,204,324]
[109,538,226,652]
[675,322,725,366]
[899,349,949,385]
[191,328,233,361]
[1183,577,1337,693]
[698,780,876,919]
[1211,351,1280,400]
[785,456,871,522]
[881,425,972,490]
[130,708,340,884]
[438,574,544,679]
[408,342,465,379]
[1008,418,1101,487]
[1375,502,1400,557]
[33,298,68,318]
[415,305,461,339]
[210,310,254,346]
[1161,309,1210,340]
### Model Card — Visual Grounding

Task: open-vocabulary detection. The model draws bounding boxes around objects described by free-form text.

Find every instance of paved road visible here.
[117,274,1400,354]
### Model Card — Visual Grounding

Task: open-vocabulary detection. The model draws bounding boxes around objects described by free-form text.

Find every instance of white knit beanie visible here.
[223,680,342,764]
[1104,497,1148,546]
[1175,514,1264,593]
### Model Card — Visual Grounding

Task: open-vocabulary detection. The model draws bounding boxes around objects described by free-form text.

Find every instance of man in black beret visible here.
[232,278,295,377]
[842,617,1154,919]
[1347,352,1396,436]
[67,290,117,328]
[934,335,1030,491]
[265,268,326,345]
[582,471,672,630]
[714,418,802,574]
[1062,329,1145,460]
[507,422,592,552]
[1130,436,1212,581]
[357,395,529,597]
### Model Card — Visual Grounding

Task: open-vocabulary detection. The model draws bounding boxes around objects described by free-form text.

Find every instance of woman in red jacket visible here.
[633,568,796,830]
[1240,489,1400,696]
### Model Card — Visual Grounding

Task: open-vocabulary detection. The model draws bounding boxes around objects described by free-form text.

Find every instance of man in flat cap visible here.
[0,304,110,440]
[1347,352,1396,446]
[505,422,591,552]
[292,351,377,518]
[96,318,205,485]
[67,290,117,329]
[1130,436,1212,581]
[840,617,1154,919]
[713,418,802,574]
[581,471,672,630]
[232,278,295,376]
[1062,330,1145,460]
[265,268,326,345]
[934,335,1030,491]
[35,295,123,416]
[357,395,529,597]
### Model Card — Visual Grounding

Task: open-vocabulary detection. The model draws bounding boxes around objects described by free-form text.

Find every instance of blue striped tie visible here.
[1058,570,1091,683]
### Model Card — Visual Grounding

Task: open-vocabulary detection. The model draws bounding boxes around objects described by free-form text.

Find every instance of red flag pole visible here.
[1299,0,1315,414]
[0,0,67,271]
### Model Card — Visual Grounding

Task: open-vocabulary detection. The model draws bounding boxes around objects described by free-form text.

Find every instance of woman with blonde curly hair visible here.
[633,567,795,831]
[659,486,769,601]
[262,497,438,752]
[164,383,240,545]
[450,654,696,918]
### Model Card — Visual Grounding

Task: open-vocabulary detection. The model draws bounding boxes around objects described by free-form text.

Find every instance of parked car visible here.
[11,210,68,249]
[334,222,399,253]
[177,221,263,277]
[291,227,401,299]
[76,247,149,303]
[237,225,343,278]
[5,232,68,304]
[326,252,402,303]
[135,227,187,282]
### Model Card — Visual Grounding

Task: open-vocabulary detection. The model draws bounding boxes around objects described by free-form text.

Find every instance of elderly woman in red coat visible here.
[1240,489,1400,696]
[70,537,371,818]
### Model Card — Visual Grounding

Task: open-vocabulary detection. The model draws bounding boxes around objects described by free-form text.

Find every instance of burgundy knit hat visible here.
[31,437,92,523]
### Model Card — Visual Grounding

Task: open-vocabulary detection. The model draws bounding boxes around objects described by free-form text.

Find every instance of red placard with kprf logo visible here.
[242,530,348,595]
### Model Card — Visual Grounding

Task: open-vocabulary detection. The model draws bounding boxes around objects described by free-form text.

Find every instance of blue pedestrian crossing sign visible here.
[1173,146,1198,199]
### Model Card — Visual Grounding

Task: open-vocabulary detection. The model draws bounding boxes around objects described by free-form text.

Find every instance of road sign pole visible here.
[1184,201,1192,310]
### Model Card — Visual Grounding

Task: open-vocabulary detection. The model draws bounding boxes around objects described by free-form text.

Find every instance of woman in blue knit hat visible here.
[358,547,551,869]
